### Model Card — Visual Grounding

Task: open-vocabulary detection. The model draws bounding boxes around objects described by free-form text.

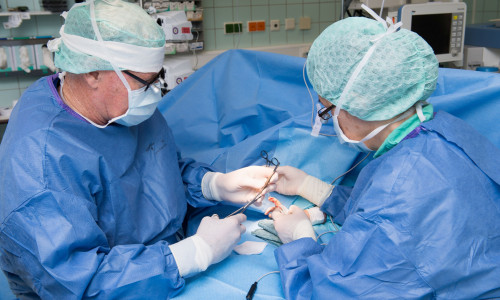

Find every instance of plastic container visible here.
[42,0,68,13]
[476,66,499,73]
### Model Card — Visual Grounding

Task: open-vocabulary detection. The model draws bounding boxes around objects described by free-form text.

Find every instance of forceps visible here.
[225,151,280,218]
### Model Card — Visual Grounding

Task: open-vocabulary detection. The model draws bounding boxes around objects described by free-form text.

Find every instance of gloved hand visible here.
[202,166,278,205]
[273,166,308,195]
[271,205,316,244]
[275,166,333,206]
[253,207,325,246]
[169,214,246,277]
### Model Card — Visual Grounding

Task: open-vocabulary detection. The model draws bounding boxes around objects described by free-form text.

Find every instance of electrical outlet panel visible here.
[247,21,257,32]
[234,22,243,33]
[247,20,266,32]
[256,21,266,31]
[299,16,311,30]
[224,22,234,34]
[270,19,280,31]
[224,22,243,34]
[285,18,295,30]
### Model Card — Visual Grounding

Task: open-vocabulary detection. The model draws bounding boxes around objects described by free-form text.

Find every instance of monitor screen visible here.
[399,2,466,63]
[411,14,452,55]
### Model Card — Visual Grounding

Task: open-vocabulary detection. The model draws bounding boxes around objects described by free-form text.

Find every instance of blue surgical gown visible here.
[0,75,216,299]
[275,111,500,299]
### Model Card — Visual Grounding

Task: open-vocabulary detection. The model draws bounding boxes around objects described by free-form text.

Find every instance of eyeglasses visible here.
[318,102,335,121]
[123,68,168,96]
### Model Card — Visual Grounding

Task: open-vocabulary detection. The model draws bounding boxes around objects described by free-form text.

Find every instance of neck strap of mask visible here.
[357,107,415,143]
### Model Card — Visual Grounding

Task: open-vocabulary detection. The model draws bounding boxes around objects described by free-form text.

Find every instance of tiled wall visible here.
[463,0,500,24]
[0,0,499,110]
[203,0,500,52]
[202,0,341,51]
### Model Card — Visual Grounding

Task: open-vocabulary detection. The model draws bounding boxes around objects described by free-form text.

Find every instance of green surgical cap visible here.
[53,0,165,74]
[306,17,438,121]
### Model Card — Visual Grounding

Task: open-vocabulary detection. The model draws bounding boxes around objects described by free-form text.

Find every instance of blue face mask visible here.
[64,71,163,129]
[115,81,162,127]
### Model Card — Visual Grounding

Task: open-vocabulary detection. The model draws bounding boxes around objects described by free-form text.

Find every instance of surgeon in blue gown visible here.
[0,1,276,299]
[269,12,500,300]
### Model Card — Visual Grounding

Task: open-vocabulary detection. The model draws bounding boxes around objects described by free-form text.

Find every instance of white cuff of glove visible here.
[169,235,213,278]
[292,219,317,241]
[306,207,326,225]
[297,175,334,207]
[201,172,223,201]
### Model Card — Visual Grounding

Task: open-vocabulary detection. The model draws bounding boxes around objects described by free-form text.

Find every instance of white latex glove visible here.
[271,205,316,244]
[202,166,278,205]
[273,166,308,195]
[275,166,333,207]
[169,214,246,277]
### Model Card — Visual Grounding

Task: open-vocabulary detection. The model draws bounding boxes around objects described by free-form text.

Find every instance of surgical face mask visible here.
[332,106,414,153]
[333,115,373,152]
[60,70,162,129]
[113,74,162,127]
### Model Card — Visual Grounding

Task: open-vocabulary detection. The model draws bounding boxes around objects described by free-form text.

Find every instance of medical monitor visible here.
[398,2,467,63]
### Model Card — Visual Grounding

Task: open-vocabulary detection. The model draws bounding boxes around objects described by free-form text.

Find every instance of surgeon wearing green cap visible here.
[268,9,500,299]
[0,1,278,298]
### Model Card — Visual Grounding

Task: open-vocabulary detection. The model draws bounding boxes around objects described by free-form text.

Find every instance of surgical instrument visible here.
[225,151,280,218]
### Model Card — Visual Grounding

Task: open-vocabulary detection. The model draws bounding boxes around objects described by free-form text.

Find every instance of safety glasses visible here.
[318,103,335,121]
[123,68,168,96]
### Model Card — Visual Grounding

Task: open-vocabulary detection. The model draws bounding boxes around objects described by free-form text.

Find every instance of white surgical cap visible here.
[48,0,166,74]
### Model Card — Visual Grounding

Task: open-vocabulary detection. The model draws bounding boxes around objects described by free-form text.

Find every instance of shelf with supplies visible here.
[0,11,55,17]
[1,5,62,76]
[0,37,56,77]
[0,37,52,46]
[165,41,203,55]
[0,68,55,77]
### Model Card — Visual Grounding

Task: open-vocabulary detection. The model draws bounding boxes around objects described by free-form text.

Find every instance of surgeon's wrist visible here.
[169,235,213,278]
[297,175,334,207]
[201,172,223,201]
[292,219,317,241]
[305,207,326,225]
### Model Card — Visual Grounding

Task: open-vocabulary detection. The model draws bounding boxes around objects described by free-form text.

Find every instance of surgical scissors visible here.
[225,151,280,218]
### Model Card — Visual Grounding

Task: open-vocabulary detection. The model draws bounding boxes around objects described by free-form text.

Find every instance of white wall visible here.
[165,43,312,71]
